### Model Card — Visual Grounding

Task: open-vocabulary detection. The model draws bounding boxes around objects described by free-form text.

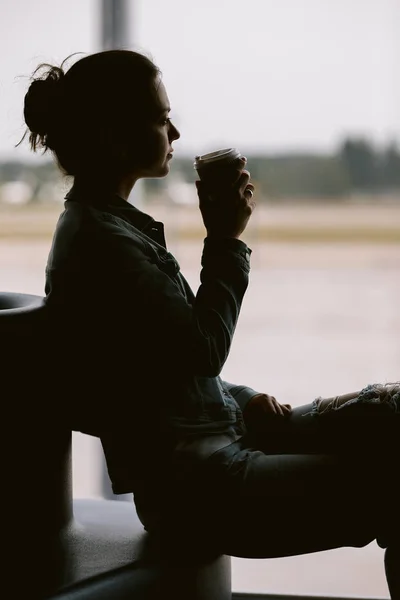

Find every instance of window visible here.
[1,1,398,597]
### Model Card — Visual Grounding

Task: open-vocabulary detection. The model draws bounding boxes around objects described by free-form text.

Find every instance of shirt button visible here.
[245,252,251,262]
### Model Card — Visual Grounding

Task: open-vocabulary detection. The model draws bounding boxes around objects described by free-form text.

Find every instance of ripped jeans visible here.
[160,383,399,562]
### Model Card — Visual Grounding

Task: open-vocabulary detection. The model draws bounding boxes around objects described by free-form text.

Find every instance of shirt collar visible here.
[65,184,156,233]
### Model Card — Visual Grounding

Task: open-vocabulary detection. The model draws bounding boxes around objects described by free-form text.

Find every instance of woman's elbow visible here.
[190,343,228,378]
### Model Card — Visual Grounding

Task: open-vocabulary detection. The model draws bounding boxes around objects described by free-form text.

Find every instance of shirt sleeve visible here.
[220,380,259,413]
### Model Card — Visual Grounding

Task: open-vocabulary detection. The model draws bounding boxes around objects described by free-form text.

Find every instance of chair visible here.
[1,291,232,600]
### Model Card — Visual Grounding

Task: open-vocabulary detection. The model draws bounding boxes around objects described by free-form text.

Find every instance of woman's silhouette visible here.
[20,50,399,597]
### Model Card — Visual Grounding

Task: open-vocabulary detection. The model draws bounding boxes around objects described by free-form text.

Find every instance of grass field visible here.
[0,199,399,242]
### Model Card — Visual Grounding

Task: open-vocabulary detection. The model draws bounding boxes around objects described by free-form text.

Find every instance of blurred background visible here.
[0,1,399,597]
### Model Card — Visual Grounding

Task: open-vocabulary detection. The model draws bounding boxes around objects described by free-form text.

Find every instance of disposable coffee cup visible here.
[194,148,243,188]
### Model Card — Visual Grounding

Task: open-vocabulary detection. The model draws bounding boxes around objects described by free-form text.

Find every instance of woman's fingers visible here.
[263,395,284,416]
[231,156,247,184]
[235,169,251,195]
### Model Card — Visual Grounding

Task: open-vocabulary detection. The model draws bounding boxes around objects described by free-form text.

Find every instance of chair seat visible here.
[64,499,149,582]
[50,498,231,600]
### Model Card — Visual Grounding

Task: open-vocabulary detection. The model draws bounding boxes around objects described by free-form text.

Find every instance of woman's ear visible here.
[96,125,131,170]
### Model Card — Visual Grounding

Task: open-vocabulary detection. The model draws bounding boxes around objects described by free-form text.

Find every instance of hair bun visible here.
[24,71,63,137]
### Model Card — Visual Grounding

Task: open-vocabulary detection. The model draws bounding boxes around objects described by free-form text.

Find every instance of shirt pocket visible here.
[158,251,181,278]
[144,242,183,288]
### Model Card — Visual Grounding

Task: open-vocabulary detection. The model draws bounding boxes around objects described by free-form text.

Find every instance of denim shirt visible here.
[44,185,259,493]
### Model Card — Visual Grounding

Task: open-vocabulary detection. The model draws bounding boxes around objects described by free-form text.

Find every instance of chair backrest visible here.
[0,291,73,535]
[0,291,46,328]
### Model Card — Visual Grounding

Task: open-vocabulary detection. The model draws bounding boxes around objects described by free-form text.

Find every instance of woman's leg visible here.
[385,545,400,599]
[209,443,395,558]
[246,382,399,457]
[161,384,398,589]
[216,383,399,557]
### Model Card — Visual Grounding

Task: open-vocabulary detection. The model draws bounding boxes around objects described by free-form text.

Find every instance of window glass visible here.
[1,1,397,597]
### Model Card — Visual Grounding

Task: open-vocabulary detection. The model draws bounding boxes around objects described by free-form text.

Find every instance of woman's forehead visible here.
[155,80,170,112]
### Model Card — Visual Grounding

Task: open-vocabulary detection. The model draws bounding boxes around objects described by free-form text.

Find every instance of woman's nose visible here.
[170,122,180,141]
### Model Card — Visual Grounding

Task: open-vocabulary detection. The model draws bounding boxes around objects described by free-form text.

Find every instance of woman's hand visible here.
[243,393,292,429]
[195,159,256,240]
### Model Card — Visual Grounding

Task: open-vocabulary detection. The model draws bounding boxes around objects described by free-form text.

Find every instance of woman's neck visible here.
[73,173,138,202]
[115,174,138,201]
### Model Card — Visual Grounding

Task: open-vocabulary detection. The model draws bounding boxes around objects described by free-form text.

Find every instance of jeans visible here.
[157,391,399,562]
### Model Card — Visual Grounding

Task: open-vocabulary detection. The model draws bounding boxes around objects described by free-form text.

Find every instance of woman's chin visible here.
[155,162,171,177]
[139,161,171,179]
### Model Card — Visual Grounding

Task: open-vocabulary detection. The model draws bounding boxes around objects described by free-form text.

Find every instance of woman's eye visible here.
[162,117,171,126]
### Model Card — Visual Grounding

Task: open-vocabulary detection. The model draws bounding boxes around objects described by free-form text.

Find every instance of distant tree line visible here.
[1,137,399,203]
[166,138,400,201]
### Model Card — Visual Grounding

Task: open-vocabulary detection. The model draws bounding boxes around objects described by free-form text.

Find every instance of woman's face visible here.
[130,79,180,179]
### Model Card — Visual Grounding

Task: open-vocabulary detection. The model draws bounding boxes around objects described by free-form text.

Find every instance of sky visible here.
[0,0,398,162]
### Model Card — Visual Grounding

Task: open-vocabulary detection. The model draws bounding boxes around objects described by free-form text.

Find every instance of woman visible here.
[21,50,399,596]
